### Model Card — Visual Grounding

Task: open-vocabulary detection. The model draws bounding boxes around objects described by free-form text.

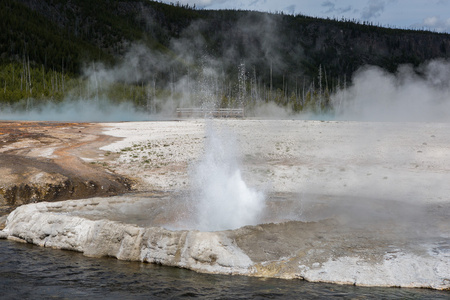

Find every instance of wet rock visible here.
[3,201,252,275]
[0,214,6,229]
[2,198,449,290]
[0,177,132,209]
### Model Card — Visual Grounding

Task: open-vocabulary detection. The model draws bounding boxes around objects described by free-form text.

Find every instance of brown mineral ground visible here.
[0,121,133,216]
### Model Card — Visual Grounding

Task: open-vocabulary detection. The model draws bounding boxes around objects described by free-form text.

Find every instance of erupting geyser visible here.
[190,122,265,231]
[1,120,449,290]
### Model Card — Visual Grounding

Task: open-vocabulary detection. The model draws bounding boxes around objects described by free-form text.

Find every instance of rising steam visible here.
[190,121,265,231]
[1,7,449,123]
[331,60,450,122]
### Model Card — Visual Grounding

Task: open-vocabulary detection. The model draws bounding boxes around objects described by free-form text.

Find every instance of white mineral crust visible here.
[2,201,252,275]
[2,196,449,290]
[298,253,450,290]
[1,120,449,290]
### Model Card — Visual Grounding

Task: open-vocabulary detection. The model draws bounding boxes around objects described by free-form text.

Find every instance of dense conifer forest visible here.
[1,0,449,114]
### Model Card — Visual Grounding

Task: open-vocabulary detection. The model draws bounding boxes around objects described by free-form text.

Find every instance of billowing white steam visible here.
[0,99,152,122]
[331,60,450,122]
[190,122,265,231]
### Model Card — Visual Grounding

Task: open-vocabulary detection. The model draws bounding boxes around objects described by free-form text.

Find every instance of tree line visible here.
[1,0,449,114]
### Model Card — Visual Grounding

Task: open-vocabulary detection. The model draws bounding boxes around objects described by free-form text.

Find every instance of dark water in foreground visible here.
[0,240,448,299]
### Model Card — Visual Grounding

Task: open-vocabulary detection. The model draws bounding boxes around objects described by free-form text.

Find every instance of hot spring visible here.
[1,119,449,290]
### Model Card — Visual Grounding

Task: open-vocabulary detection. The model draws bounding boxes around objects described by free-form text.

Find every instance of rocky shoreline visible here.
[2,194,449,290]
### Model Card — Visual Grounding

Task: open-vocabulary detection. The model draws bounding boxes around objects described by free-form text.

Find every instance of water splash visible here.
[190,121,265,231]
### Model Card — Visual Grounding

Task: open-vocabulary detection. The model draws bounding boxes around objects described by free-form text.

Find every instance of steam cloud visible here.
[331,59,450,122]
[1,10,449,123]
[0,99,150,122]
[190,122,266,231]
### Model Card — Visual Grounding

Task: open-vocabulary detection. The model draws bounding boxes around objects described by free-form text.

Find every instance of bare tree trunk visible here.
[27,56,32,96]
[61,58,65,94]
[43,65,46,90]
[270,61,273,101]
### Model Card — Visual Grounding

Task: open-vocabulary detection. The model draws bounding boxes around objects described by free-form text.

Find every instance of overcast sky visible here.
[161,0,450,33]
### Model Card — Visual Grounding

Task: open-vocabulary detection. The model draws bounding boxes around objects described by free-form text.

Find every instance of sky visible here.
[161,0,450,33]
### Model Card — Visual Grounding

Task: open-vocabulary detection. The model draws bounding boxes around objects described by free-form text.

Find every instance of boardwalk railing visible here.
[176,108,244,118]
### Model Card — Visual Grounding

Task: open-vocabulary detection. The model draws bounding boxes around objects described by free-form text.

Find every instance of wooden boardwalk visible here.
[176,108,244,118]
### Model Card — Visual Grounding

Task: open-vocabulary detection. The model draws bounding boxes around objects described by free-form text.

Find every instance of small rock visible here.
[7,236,27,243]
[312,262,321,268]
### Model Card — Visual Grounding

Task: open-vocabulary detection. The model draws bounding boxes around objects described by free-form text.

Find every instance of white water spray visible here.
[191,122,265,231]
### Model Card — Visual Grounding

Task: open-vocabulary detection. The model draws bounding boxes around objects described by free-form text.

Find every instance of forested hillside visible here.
[1,0,449,113]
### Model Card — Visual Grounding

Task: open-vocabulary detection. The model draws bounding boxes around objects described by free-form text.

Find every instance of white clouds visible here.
[284,4,296,14]
[420,16,450,32]
[360,0,386,20]
[249,0,267,6]
[161,0,450,33]
[322,1,336,13]
[424,16,440,26]
[321,1,353,14]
